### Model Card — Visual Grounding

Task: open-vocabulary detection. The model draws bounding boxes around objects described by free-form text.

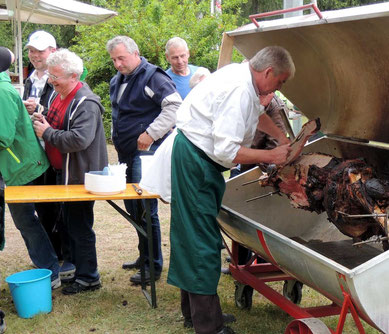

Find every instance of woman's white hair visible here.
[46,48,83,79]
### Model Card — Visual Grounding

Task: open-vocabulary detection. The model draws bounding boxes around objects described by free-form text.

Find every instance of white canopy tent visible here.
[0,0,117,90]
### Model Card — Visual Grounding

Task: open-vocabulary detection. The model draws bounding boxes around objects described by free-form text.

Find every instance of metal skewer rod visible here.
[246,190,280,203]
[336,211,387,219]
[339,210,389,245]
[241,178,261,186]
[353,235,389,246]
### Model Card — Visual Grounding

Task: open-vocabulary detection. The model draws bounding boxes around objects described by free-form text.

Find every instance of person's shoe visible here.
[60,262,76,282]
[221,267,231,275]
[51,276,61,290]
[222,313,236,324]
[184,313,236,328]
[0,310,6,334]
[130,270,161,285]
[183,317,193,328]
[122,257,141,270]
[61,280,101,295]
[217,326,236,334]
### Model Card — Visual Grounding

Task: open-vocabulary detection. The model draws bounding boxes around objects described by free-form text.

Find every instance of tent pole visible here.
[16,0,23,86]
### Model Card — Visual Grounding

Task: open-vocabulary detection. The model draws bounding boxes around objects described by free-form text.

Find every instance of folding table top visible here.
[4,184,159,203]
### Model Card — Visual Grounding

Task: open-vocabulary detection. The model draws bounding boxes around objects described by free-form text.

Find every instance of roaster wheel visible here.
[284,318,331,334]
[282,280,303,304]
[234,282,253,310]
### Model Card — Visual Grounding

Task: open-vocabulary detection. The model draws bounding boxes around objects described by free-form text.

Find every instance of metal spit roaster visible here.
[217,3,389,333]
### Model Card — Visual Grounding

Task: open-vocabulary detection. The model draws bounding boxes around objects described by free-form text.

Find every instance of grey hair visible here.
[46,49,83,79]
[106,36,139,54]
[189,67,211,89]
[165,37,188,55]
[249,46,295,79]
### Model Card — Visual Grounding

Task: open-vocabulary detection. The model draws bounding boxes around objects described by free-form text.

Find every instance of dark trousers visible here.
[118,146,163,274]
[35,200,63,259]
[63,201,99,283]
[181,289,223,334]
[34,167,71,262]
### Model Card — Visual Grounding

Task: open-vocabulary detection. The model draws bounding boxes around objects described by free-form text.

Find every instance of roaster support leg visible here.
[335,292,365,334]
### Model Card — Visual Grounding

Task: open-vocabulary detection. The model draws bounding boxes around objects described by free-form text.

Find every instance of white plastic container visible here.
[84,171,126,195]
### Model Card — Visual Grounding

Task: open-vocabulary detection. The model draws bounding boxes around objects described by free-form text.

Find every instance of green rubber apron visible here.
[167,130,228,295]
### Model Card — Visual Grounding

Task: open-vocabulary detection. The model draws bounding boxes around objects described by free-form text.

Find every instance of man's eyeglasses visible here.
[47,73,69,81]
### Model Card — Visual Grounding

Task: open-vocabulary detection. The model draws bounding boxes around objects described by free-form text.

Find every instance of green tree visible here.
[317,0,387,10]
[240,0,389,19]
[0,22,75,64]
[72,0,247,138]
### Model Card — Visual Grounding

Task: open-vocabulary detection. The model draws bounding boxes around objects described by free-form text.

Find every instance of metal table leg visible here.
[144,200,156,308]
[106,199,157,308]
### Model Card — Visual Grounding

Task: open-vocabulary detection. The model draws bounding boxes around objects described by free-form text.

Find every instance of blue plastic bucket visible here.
[5,269,52,318]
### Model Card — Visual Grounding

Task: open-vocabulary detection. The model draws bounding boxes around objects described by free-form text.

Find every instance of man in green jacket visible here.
[0,46,61,289]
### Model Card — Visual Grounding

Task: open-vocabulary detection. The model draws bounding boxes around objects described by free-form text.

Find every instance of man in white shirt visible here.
[168,46,295,334]
[23,30,56,115]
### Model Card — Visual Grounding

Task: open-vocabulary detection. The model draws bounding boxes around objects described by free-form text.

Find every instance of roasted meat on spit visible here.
[258,119,389,250]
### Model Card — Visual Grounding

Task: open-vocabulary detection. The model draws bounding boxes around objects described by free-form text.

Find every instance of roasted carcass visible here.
[259,120,389,249]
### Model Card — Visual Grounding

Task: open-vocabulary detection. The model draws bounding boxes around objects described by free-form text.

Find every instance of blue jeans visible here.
[8,187,60,279]
[63,201,99,283]
[118,144,163,274]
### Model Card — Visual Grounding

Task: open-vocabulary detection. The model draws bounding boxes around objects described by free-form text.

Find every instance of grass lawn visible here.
[0,144,381,334]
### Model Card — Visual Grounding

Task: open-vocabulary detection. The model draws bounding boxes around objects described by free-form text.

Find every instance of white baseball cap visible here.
[25,31,56,51]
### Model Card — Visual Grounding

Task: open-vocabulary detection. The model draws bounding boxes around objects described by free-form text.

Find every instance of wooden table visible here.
[5,184,160,308]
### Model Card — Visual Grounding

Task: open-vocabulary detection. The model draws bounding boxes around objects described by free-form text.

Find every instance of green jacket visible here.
[0,72,49,186]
